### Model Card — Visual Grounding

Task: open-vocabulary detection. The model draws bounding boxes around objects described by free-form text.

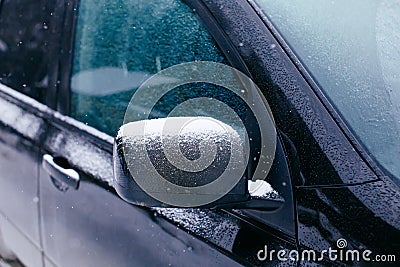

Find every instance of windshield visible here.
[255,0,400,180]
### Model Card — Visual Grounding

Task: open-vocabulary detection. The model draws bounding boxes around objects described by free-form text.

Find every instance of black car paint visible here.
[198,0,400,263]
[0,82,252,267]
[0,85,44,266]
[0,0,398,267]
[297,184,400,260]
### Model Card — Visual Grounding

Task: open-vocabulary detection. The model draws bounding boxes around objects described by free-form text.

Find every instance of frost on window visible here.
[71,0,227,136]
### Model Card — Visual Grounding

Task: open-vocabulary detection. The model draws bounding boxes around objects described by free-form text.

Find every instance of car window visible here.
[70,0,229,136]
[255,0,400,180]
[0,0,55,102]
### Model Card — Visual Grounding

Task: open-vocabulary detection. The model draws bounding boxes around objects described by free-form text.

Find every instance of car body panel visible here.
[0,0,399,266]
[39,170,243,267]
[297,182,400,258]
[0,216,42,267]
[0,85,44,266]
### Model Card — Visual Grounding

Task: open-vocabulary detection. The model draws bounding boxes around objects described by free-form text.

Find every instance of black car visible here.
[0,0,399,266]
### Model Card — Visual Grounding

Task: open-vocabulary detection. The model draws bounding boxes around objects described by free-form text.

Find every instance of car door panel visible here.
[0,85,45,266]
[0,124,40,245]
[38,110,242,267]
[0,215,42,267]
[40,175,243,267]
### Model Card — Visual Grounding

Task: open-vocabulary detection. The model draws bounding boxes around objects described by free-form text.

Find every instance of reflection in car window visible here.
[0,0,55,102]
[255,0,400,180]
[71,0,228,136]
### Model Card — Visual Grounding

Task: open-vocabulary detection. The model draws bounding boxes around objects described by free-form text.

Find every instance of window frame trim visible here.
[55,0,78,114]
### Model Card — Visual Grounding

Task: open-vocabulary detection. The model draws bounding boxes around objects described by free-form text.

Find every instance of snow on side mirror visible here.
[113,117,284,210]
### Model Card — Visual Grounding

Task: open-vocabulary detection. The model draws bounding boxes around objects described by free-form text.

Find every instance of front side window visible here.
[255,0,400,180]
[70,0,228,136]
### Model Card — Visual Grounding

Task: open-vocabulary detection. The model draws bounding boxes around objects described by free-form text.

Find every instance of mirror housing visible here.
[113,117,284,210]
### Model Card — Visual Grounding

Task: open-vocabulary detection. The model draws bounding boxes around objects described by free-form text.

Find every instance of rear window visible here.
[0,0,56,101]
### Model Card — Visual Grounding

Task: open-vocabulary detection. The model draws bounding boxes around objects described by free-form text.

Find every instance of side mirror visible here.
[113,117,284,210]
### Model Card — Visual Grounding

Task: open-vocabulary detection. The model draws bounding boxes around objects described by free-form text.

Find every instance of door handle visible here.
[42,154,80,190]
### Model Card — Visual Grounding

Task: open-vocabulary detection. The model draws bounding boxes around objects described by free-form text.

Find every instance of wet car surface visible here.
[0,0,399,266]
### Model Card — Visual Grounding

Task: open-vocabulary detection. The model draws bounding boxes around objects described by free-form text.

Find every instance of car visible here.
[0,0,399,266]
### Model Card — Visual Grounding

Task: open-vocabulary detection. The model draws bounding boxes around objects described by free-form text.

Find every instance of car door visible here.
[0,0,63,266]
[38,0,268,266]
[0,88,41,267]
